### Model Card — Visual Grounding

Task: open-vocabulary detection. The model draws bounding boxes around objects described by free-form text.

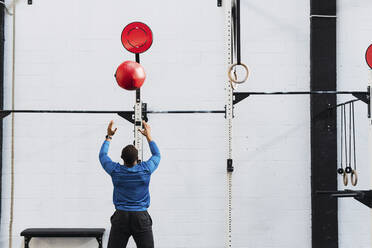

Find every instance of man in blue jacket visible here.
[99,120,160,248]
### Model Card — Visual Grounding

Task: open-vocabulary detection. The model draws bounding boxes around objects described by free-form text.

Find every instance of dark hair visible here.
[121,145,138,167]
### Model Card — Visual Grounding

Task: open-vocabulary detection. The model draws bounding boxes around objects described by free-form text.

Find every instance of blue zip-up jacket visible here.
[99,140,161,211]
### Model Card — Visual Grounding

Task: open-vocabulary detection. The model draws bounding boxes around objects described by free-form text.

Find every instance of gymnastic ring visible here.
[337,168,344,175]
[228,63,249,84]
[351,170,358,186]
[343,171,348,186]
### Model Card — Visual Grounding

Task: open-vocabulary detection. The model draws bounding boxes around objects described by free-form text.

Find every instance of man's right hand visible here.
[139,121,152,142]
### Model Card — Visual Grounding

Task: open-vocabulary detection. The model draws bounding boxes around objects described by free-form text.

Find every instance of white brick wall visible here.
[337,1,372,248]
[0,0,369,247]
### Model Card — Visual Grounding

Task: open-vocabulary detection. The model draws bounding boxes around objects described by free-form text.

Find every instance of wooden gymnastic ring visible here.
[351,170,358,186]
[228,63,249,84]
[343,171,348,186]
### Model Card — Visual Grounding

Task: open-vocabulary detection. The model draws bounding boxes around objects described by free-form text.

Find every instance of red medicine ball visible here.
[115,61,146,91]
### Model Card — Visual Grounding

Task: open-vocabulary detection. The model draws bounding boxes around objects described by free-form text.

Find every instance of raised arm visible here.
[139,121,161,173]
[99,121,118,175]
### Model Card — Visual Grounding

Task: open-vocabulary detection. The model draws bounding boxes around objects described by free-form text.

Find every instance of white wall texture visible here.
[0,0,368,247]
[337,1,372,247]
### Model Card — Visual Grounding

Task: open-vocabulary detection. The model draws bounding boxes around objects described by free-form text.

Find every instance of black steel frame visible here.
[318,190,372,209]
[0,89,368,124]
[233,89,370,117]
[0,109,226,123]
[311,1,337,247]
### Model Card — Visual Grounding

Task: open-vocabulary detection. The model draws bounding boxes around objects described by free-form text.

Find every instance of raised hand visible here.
[139,120,152,141]
[107,120,118,136]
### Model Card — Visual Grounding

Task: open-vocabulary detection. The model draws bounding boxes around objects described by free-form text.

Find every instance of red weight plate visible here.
[366,44,372,69]
[121,22,153,54]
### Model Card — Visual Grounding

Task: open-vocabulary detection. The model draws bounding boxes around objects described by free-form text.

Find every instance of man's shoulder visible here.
[136,162,152,172]
[111,163,151,173]
[109,162,122,172]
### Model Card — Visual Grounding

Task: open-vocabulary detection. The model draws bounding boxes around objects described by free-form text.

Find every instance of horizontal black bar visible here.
[235,91,368,95]
[317,190,362,198]
[148,110,225,114]
[330,193,359,198]
[0,110,225,114]
[1,110,122,114]
[318,190,372,208]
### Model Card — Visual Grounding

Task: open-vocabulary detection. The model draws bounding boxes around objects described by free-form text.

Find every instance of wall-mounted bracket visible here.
[352,86,370,117]
[233,92,250,105]
[317,190,372,208]
[142,103,148,122]
[117,103,147,124]
[28,0,32,5]
[227,159,234,172]
[217,0,222,7]
[328,86,370,117]
[351,86,370,104]
[117,111,135,124]
[0,111,11,119]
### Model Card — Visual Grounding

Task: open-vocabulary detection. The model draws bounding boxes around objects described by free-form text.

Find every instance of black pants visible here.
[107,210,154,248]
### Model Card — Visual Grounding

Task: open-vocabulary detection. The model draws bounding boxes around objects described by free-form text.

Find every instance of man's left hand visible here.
[107,120,117,136]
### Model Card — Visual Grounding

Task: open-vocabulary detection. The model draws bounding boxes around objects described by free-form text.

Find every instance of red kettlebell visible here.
[115,61,146,90]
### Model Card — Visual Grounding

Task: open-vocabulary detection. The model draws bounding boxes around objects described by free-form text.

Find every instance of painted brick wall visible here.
[1,0,367,247]
[337,1,372,248]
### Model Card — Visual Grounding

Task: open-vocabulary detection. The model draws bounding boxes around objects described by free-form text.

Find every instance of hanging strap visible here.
[343,107,351,173]
[343,105,349,185]
[236,0,241,65]
[338,105,344,174]
[352,102,357,172]
[351,102,358,186]
[228,0,248,85]
[231,0,240,65]
[348,103,352,171]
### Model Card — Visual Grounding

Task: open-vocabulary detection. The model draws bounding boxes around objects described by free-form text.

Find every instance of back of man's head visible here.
[121,145,138,167]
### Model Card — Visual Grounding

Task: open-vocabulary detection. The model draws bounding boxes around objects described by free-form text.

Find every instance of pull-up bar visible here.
[0,109,226,124]
[0,110,225,115]
[0,89,368,121]
[233,89,371,117]
[233,90,369,103]
[0,89,369,120]
[235,90,368,95]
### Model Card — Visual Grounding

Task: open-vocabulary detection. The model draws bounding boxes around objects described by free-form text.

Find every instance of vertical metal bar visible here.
[310,0,338,247]
[134,54,143,162]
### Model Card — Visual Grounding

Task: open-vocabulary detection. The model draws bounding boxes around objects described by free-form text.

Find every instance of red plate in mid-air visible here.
[121,22,153,54]
[366,44,372,69]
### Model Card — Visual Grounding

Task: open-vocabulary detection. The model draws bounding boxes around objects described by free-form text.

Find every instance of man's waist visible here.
[115,209,148,214]
[115,205,148,212]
